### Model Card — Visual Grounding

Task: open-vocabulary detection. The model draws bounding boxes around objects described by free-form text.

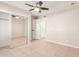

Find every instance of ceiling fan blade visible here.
[25,3,34,7]
[29,9,34,11]
[40,7,49,10]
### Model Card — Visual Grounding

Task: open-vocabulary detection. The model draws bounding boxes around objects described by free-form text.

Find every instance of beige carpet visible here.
[0,39,79,57]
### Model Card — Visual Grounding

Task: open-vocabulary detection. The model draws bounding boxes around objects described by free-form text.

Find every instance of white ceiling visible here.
[2,1,79,16]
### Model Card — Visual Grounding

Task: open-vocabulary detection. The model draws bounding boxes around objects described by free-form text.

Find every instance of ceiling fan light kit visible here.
[34,7,40,12]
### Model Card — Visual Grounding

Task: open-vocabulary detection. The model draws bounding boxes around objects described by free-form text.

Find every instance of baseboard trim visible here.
[43,39,79,49]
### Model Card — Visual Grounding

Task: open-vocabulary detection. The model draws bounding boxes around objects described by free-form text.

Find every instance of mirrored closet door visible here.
[11,15,28,48]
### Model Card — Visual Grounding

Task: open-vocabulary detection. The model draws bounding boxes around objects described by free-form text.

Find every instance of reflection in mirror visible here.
[11,14,27,48]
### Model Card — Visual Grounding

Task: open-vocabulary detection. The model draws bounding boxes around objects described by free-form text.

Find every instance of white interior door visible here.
[36,19,46,40]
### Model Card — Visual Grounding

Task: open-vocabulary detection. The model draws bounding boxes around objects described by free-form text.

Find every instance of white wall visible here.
[0,12,11,47]
[12,17,25,38]
[37,8,79,48]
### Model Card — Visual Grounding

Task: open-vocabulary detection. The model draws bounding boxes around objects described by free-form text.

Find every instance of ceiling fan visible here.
[25,1,49,13]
